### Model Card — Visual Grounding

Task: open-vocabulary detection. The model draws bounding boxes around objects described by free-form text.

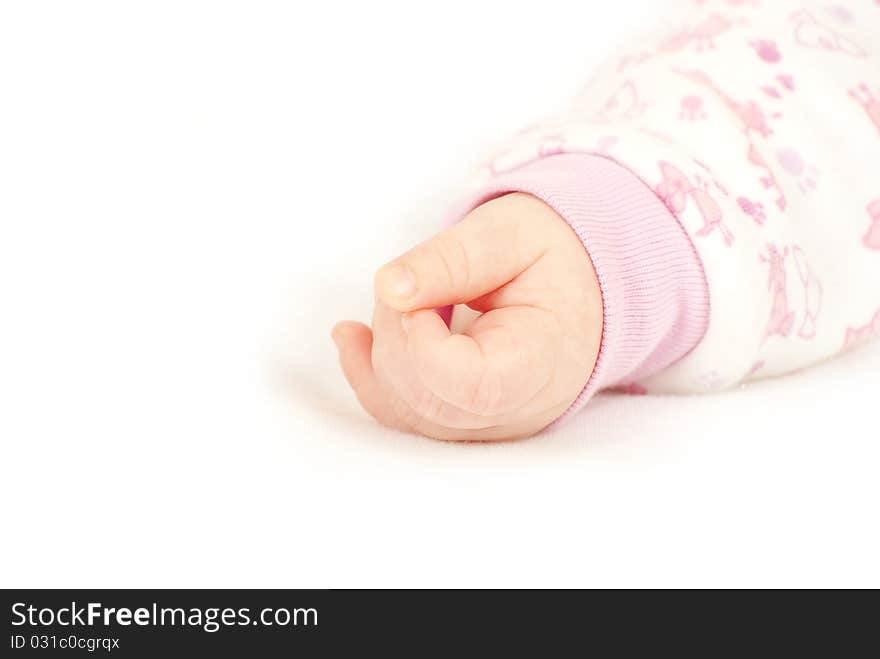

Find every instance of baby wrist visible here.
[448,153,710,422]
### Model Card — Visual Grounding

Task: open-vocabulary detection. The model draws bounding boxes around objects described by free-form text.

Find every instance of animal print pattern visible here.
[457,0,880,394]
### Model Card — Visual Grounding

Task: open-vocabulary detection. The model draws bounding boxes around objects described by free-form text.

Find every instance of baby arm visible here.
[333,152,709,440]
[334,0,880,440]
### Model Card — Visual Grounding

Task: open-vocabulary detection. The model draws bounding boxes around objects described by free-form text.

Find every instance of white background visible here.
[1,0,878,588]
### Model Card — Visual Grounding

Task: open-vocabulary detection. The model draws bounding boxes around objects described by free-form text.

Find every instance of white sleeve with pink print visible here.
[456,0,880,395]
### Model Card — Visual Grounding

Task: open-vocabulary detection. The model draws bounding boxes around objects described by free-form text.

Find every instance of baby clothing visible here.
[448,0,880,421]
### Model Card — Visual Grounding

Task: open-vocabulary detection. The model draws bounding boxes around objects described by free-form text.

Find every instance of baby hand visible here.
[332,193,603,440]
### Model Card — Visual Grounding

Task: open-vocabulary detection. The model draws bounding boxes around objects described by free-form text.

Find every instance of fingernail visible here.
[383,264,417,299]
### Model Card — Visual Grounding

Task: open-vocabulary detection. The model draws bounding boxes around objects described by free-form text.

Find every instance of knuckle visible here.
[464,366,502,417]
[409,386,448,424]
[431,232,471,293]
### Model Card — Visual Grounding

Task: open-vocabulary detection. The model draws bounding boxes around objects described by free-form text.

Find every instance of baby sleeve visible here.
[447,0,880,420]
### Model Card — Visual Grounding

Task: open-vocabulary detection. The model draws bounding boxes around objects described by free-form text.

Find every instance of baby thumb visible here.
[374,195,546,312]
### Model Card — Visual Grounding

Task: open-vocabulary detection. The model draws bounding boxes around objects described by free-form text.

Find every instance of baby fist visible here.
[332,193,602,441]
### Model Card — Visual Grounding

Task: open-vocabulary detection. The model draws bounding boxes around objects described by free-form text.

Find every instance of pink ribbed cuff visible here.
[447,153,710,424]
